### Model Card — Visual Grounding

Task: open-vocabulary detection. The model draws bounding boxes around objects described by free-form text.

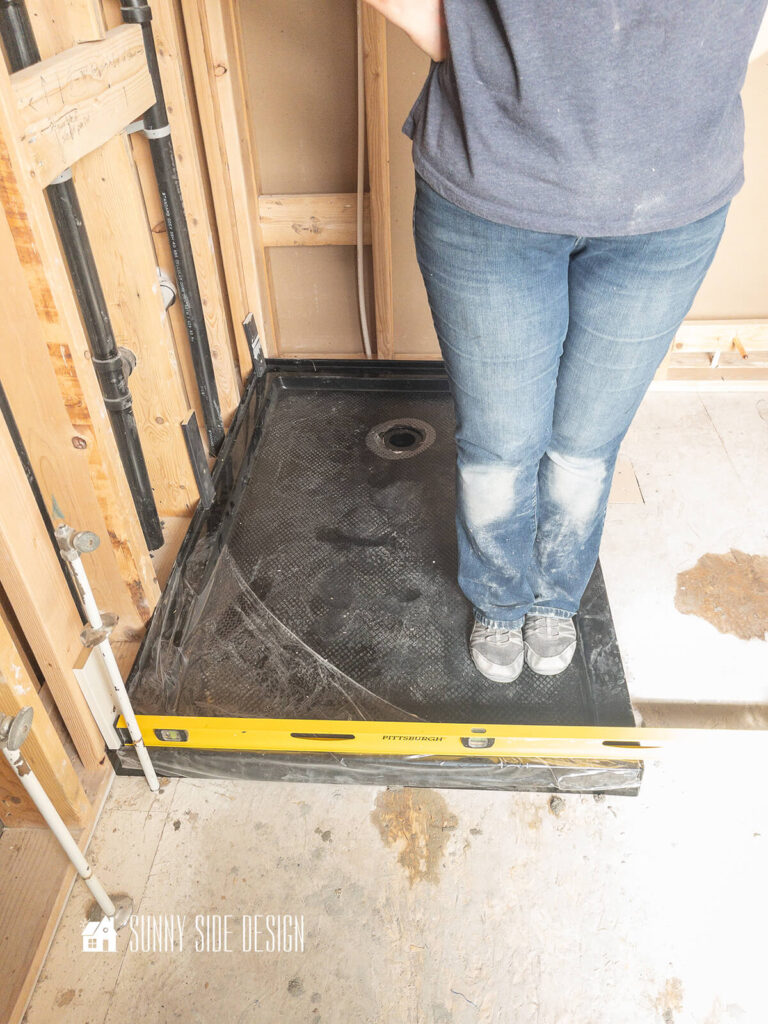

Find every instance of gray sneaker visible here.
[523,614,577,675]
[469,620,525,683]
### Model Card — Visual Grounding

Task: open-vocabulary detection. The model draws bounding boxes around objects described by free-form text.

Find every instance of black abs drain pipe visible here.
[0,0,165,550]
[121,0,224,456]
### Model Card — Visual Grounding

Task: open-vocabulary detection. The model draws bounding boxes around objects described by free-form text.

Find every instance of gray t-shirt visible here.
[404,1,767,236]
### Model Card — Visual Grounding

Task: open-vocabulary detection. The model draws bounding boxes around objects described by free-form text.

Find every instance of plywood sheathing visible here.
[240,0,374,357]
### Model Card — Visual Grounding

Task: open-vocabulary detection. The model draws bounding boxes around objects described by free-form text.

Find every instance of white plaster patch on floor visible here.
[601,392,768,702]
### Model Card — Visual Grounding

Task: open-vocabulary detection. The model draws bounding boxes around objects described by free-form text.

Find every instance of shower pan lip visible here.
[117,357,640,792]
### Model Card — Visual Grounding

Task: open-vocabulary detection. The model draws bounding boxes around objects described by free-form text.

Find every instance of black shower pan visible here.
[115,359,642,795]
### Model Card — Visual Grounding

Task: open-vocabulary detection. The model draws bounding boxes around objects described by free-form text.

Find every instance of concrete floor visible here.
[601,391,768,703]
[24,391,768,1024]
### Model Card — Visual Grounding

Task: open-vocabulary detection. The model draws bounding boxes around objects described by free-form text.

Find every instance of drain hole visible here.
[382,425,424,451]
[366,417,436,461]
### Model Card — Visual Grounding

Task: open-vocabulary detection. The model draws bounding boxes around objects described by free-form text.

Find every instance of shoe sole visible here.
[470,648,525,684]
[524,641,577,676]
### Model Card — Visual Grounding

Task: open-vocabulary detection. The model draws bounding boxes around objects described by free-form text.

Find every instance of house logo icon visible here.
[81,916,117,953]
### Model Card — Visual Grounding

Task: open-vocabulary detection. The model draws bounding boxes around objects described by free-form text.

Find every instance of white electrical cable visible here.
[356,0,373,359]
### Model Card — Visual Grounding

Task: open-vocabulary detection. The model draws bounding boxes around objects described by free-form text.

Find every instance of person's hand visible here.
[363,0,448,62]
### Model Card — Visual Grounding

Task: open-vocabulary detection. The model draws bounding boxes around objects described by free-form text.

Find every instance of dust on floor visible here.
[24,754,767,1024]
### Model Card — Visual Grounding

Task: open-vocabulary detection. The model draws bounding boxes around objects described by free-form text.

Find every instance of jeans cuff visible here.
[473,609,526,629]
[529,605,574,620]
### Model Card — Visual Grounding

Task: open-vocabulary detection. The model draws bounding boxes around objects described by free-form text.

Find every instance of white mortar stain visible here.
[459,463,520,530]
[546,449,607,531]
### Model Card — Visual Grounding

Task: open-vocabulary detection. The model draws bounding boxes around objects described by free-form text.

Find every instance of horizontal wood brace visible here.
[10,24,155,187]
[674,320,768,353]
[259,192,371,246]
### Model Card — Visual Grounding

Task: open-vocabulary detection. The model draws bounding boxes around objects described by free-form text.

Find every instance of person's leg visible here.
[527,202,731,639]
[412,173,573,636]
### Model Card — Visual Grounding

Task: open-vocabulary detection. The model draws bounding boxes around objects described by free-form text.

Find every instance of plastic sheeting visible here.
[117,746,642,795]
[130,545,421,720]
[120,366,640,793]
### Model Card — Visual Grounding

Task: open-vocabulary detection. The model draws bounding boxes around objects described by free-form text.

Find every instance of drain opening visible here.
[382,424,425,452]
[366,417,436,461]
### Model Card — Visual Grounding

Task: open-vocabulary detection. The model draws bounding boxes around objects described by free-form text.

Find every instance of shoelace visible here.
[476,625,519,645]
[526,616,569,639]
[528,618,561,634]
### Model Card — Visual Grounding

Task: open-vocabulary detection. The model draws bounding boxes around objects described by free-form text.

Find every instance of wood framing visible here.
[0,412,105,770]
[0,759,41,827]
[259,192,372,247]
[673,319,768,352]
[22,0,201,520]
[653,352,768,388]
[25,0,202,467]
[179,0,278,362]
[0,67,159,636]
[103,0,244,425]
[72,136,203,518]
[651,319,768,386]
[26,0,104,51]
[361,5,394,358]
[10,25,154,187]
[29,0,214,478]
[0,615,91,828]
[0,587,41,691]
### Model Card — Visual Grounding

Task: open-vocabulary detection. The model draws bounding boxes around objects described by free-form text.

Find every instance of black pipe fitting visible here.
[122,0,225,456]
[0,0,39,63]
[91,354,135,413]
[119,0,153,24]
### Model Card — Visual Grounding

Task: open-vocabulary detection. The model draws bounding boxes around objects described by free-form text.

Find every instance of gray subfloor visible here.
[25,391,768,1024]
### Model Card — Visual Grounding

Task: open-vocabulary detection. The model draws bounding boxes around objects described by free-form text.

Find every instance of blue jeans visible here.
[413,173,729,628]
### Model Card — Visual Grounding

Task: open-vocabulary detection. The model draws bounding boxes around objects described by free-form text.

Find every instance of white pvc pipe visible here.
[3,745,116,920]
[355,0,373,359]
[67,552,159,792]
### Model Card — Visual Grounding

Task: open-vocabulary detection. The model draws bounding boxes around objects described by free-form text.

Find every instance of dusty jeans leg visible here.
[413,172,574,626]
[528,201,731,618]
[413,171,729,625]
